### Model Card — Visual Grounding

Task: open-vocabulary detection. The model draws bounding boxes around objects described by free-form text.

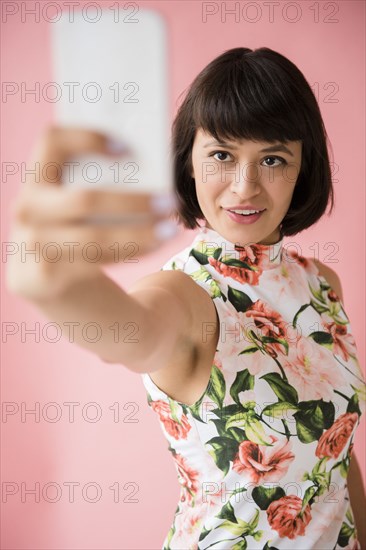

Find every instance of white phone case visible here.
[50,8,172,194]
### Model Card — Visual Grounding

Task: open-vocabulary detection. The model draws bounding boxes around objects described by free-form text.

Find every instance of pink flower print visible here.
[328,289,339,302]
[321,319,357,362]
[285,250,319,276]
[280,336,346,402]
[232,435,295,484]
[150,400,191,440]
[307,485,349,548]
[169,499,208,550]
[267,495,312,539]
[208,256,262,285]
[172,453,201,505]
[315,412,359,459]
[235,242,269,269]
[216,302,273,375]
[245,300,288,357]
[263,260,312,304]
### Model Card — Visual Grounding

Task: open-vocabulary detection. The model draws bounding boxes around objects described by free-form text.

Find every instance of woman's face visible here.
[190,128,302,245]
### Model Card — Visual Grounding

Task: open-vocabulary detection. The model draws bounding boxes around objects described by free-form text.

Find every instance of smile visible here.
[224,209,266,224]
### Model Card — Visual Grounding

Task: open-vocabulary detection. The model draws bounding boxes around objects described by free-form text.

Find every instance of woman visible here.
[7,47,366,549]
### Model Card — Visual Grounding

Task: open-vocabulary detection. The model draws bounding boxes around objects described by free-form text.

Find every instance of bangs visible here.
[191,56,307,145]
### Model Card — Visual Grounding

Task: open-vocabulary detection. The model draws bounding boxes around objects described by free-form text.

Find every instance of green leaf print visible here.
[308,283,325,303]
[300,485,318,514]
[262,542,280,550]
[310,300,330,315]
[189,402,206,423]
[292,303,310,327]
[223,259,252,268]
[228,285,253,312]
[346,505,356,526]
[226,428,246,443]
[339,459,349,478]
[262,401,300,420]
[347,392,362,415]
[252,486,286,510]
[189,248,209,265]
[216,500,238,523]
[199,507,262,549]
[226,409,274,445]
[210,421,246,444]
[308,331,334,347]
[190,266,211,283]
[260,372,299,405]
[351,382,366,403]
[238,346,259,354]
[337,522,355,547]
[219,520,249,536]
[293,399,336,443]
[206,436,239,476]
[308,457,332,494]
[219,508,260,537]
[210,403,244,424]
[230,369,255,406]
[168,398,181,424]
[210,418,231,437]
[207,365,226,408]
[231,540,247,550]
[163,523,175,549]
[198,525,213,542]
[312,456,328,475]
[209,278,222,298]
[252,530,264,541]
[248,508,260,530]
[317,399,336,428]
[213,247,222,260]
[294,417,322,443]
[244,419,274,445]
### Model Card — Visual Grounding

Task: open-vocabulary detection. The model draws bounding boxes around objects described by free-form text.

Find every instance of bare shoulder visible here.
[312,258,344,303]
[127,268,219,406]
[128,268,218,349]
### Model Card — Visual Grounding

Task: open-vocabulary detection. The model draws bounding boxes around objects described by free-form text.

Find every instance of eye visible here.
[262,156,287,167]
[209,151,234,162]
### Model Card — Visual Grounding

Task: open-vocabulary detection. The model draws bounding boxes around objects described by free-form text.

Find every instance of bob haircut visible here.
[171,47,335,236]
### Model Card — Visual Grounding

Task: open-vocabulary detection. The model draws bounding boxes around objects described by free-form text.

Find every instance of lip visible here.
[223,205,266,211]
[224,208,265,225]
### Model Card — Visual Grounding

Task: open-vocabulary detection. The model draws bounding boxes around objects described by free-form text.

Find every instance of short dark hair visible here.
[171,47,335,236]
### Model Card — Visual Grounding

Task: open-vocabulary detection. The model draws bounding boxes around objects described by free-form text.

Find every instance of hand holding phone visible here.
[7,126,178,301]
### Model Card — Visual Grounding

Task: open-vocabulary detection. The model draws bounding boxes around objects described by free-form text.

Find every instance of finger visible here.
[25,126,129,187]
[13,219,178,264]
[13,188,176,225]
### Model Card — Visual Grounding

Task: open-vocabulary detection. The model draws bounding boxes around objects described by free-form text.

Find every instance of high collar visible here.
[191,227,284,271]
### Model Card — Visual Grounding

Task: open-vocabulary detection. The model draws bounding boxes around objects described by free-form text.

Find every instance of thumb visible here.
[25,126,130,188]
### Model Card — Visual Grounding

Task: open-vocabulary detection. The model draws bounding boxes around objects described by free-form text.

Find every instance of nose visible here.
[225,160,262,198]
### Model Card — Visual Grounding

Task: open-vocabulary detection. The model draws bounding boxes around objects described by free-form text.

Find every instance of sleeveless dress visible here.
[140,227,366,550]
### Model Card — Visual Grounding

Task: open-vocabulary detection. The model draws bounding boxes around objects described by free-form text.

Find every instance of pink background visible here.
[1,1,365,548]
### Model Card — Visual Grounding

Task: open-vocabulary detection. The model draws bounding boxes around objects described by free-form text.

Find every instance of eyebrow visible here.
[203,140,294,157]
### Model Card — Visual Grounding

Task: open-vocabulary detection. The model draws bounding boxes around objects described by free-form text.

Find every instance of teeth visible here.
[230,209,261,215]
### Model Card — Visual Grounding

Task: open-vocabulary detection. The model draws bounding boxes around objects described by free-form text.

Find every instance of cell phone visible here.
[50,7,172,197]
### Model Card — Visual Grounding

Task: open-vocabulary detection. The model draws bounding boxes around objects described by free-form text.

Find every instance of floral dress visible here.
[141,227,366,549]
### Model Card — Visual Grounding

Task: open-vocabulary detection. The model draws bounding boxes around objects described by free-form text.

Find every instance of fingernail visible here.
[105,136,129,154]
[151,194,177,214]
[154,220,178,240]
